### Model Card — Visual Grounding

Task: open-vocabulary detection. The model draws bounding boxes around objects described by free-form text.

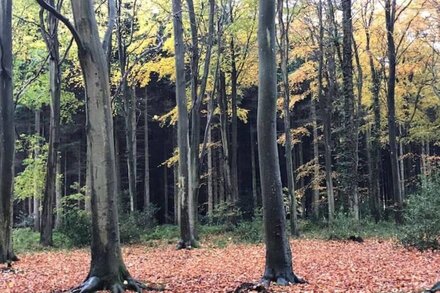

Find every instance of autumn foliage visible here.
[1,239,439,292]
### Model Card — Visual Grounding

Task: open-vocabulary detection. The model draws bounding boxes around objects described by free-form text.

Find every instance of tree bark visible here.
[172,0,196,248]
[385,0,403,224]
[0,0,17,263]
[229,3,239,204]
[341,0,358,220]
[33,110,41,231]
[250,121,258,210]
[363,2,382,221]
[278,0,298,236]
[35,0,146,289]
[144,93,150,210]
[54,152,62,229]
[258,0,302,285]
[40,0,62,246]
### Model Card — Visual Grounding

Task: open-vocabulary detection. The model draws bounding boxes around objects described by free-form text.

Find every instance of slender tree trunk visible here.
[258,0,302,285]
[144,93,150,210]
[33,110,41,232]
[278,0,298,235]
[399,125,405,197]
[229,3,239,204]
[385,0,403,224]
[218,71,233,201]
[55,152,62,229]
[250,121,258,210]
[172,0,195,248]
[40,0,62,246]
[364,6,382,221]
[0,0,17,263]
[207,98,214,220]
[164,166,168,224]
[311,97,320,219]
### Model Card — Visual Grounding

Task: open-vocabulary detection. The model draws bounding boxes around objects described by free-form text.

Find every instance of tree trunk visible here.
[40,0,62,246]
[311,97,320,219]
[0,0,17,263]
[258,0,302,285]
[385,0,403,224]
[229,4,239,204]
[341,0,358,220]
[144,93,150,210]
[55,152,62,229]
[33,110,41,231]
[250,121,258,210]
[172,0,196,248]
[207,97,214,220]
[364,6,382,221]
[278,0,298,236]
[36,0,144,289]
[164,166,168,224]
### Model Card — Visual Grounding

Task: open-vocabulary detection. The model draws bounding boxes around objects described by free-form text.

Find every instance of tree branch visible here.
[35,0,83,51]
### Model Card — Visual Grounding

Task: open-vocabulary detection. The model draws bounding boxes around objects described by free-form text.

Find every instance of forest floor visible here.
[1,238,439,293]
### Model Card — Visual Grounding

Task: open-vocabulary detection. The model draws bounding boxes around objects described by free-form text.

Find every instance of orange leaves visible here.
[1,240,439,292]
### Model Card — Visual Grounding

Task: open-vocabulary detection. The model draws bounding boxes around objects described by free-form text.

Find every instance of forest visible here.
[1,0,440,292]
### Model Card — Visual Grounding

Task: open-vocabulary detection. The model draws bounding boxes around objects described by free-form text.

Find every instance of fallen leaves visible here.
[1,239,439,292]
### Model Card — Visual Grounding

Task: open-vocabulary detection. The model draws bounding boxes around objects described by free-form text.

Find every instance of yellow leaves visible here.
[289,60,317,93]
[278,127,311,146]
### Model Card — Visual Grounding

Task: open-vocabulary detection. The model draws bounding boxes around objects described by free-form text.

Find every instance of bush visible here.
[232,218,263,243]
[57,207,91,247]
[399,176,440,250]
[210,202,241,228]
[119,207,159,244]
[327,212,362,240]
[142,225,180,242]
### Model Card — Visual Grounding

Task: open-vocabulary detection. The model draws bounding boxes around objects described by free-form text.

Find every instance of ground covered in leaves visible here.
[1,239,439,292]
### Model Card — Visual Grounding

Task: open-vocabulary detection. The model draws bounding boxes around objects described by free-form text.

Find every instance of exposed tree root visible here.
[425,281,440,293]
[176,239,199,250]
[260,270,306,287]
[68,276,165,293]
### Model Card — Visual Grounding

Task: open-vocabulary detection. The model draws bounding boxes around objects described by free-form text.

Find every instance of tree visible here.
[0,0,17,265]
[172,0,196,248]
[341,0,359,220]
[36,0,146,290]
[385,0,403,224]
[257,0,303,285]
[278,0,299,236]
[40,0,62,247]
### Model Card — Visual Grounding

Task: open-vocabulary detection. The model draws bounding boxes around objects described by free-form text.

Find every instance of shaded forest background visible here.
[7,0,440,239]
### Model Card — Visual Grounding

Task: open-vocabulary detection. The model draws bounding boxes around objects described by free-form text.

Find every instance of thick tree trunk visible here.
[341,0,358,220]
[318,0,335,223]
[258,0,302,285]
[34,1,146,290]
[172,0,196,248]
[385,0,403,224]
[0,0,17,263]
